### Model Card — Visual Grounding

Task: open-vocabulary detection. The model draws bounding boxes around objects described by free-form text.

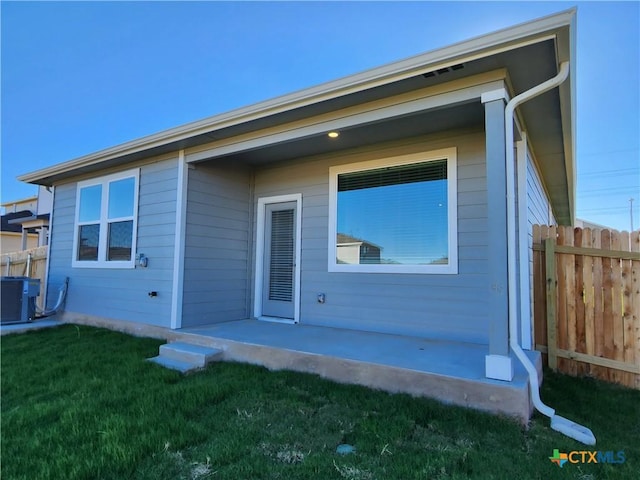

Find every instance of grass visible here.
[1,325,638,479]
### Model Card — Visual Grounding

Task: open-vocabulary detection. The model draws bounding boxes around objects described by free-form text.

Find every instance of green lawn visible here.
[1,325,638,479]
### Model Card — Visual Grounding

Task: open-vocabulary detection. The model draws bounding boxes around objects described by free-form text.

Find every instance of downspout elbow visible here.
[506,62,570,123]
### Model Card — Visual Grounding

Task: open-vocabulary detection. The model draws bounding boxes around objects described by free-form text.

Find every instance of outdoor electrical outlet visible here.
[317,293,325,303]
[136,253,148,268]
[148,291,158,297]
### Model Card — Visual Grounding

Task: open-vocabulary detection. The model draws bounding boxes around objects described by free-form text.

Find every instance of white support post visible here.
[482,89,514,381]
[20,228,28,250]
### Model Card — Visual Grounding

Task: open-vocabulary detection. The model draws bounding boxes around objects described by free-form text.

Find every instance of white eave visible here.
[18,8,576,191]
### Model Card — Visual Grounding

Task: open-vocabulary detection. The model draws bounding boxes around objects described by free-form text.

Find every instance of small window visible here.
[72,169,139,268]
[328,149,458,274]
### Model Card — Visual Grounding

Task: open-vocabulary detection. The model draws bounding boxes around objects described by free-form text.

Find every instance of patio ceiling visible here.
[196,101,486,166]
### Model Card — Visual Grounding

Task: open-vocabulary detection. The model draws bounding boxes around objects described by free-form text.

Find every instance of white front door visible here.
[255,195,301,323]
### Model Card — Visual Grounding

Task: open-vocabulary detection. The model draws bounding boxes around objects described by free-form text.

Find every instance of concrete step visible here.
[159,342,223,367]
[147,341,223,374]
[147,355,200,374]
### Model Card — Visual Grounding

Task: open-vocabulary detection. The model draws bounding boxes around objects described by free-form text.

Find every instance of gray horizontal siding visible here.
[527,155,554,229]
[524,151,555,335]
[253,131,490,344]
[526,151,555,254]
[47,158,179,328]
[181,163,252,327]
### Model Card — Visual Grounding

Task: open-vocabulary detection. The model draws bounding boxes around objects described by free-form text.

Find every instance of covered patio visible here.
[162,319,541,423]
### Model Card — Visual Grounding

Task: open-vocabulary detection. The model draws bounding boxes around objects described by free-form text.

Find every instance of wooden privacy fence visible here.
[533,226,640,389]
[1,245,48,310]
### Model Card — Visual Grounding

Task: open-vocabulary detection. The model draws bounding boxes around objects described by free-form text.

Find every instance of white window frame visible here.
[328,148,458,274]
[72,168,140,269]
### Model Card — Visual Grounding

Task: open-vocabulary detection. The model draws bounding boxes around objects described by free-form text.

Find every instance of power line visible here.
[579,207,635,213]
[579,168,639,177]
[579,148,640,157]
[578,186,640,196]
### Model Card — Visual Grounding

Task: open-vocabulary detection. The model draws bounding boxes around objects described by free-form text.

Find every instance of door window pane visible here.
[78,185,102,222]
[108,221,133,261]
[108,177,135,219]
[77,224,100,261]
[268,209,294,301]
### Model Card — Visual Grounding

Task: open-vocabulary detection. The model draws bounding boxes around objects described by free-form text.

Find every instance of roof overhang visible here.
[19,8,576,223]
[8,215,50,229]
[1,196,38,207]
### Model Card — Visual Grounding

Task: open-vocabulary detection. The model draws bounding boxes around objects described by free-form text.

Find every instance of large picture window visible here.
[328,149,457,274]
[72,169,139,268]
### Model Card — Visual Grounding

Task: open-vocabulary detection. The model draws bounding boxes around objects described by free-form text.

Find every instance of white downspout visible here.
[505,61,595,445]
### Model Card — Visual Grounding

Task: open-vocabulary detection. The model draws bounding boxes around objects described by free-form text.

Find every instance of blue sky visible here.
[2,1,638,231]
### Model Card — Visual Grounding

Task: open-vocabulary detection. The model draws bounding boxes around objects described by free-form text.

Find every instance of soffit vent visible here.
[422,63,465,78]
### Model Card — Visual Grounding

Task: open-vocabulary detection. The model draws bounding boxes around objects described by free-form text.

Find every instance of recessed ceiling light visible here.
[328,131,339,138]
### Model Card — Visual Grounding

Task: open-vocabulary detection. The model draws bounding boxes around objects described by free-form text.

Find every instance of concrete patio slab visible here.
[0,317,61,336]
[175,320,540,423]
[56,313,541,423]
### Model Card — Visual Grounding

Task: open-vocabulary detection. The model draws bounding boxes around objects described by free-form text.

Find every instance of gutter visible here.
[505,61,595,445]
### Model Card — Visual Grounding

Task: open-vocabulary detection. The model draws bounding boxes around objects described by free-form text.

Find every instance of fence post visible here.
[545,236,558,371]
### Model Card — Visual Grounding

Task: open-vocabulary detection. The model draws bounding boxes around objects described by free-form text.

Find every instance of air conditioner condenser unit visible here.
[1,276,41,324]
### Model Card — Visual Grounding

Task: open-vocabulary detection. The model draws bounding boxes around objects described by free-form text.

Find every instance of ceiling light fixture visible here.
[327,131,339,138]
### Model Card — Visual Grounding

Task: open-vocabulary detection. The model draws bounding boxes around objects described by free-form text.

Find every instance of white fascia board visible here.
[18,9,575,185]
[560,16,577,225]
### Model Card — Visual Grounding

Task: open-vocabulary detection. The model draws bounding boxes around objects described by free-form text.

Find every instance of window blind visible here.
[338,160,447,192]
[269,209,295,302]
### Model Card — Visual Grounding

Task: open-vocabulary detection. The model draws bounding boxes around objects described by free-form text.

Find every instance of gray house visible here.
[20,11,577,425]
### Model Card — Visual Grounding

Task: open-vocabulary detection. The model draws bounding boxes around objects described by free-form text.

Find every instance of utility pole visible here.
[630,198,635,232]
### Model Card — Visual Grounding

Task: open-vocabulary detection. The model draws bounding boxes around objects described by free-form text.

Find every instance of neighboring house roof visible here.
[1,211,35,233]
[1,196,37,209]
[8,213,50,231]
[574,218,617,231]
[18,9,576,224]
[336,234,382,250]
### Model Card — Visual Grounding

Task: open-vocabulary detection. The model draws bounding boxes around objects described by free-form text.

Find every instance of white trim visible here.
[257,316,297,325]
[170,151,188,330]
[516,135,532,349]
[328,148,458,274]
[71,168,140,269]
[42,186,55,309]
[481,88,509,104]
[254,194,302,323]
[485,354,514,381]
